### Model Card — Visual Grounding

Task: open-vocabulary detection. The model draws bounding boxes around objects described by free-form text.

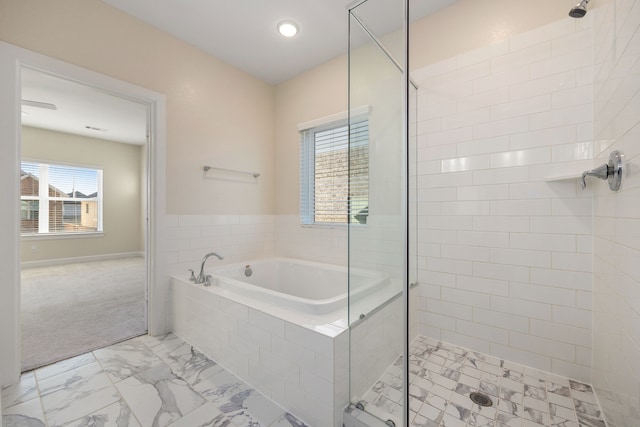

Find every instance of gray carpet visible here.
[21,257,147,372]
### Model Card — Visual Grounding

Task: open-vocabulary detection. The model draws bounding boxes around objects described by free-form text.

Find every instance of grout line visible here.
[32,372,49,427]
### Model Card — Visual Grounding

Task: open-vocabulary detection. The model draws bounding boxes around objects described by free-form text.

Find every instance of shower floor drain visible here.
[469,392,493,407]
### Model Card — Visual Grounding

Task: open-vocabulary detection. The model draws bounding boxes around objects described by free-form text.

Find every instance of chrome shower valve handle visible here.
[581,150,623,191]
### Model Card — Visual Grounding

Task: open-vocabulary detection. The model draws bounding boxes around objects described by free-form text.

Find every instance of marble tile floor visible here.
[359,335,607,427]
[1,334,309,427]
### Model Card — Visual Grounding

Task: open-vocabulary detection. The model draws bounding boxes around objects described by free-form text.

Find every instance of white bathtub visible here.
[209,257,389,314]
[169,257,398,426]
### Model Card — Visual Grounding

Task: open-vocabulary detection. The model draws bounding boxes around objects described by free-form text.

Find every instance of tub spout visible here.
[581,163,609,189]
[195,252,224,284]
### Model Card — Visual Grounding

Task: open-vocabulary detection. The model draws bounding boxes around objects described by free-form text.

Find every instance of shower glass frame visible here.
[347,0,412,424]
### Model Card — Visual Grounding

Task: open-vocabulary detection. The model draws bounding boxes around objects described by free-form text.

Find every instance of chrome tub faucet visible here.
[195,252,224,284]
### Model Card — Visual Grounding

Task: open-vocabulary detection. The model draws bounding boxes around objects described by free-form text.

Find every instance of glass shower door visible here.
[347,0,411,424]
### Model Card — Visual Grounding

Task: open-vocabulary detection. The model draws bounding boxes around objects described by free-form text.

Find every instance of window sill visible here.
[21,232,104,241]
[301,223,366,229]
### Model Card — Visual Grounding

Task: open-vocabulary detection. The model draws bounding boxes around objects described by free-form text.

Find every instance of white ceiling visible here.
[21,68,148,145]
[21,0,458,140]
[101,0,458,85]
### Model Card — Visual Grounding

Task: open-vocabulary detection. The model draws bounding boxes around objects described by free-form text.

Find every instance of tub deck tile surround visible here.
[1,334,309,427]
[169,271,403,427]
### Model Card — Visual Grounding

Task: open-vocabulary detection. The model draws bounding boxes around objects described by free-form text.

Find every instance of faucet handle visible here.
[188,269,196,282]
[204,274,213,287]
[580,151,624,191]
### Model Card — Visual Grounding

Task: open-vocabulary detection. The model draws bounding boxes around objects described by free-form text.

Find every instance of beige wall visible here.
[274,0,571,214]
[274,55,348,214]
[21,126,143,262]
[0,0,275,215]
[408,0,570,72]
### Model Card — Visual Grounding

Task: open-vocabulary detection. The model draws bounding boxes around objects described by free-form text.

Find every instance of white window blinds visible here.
[20,161,103,235]
[300,118,369,225]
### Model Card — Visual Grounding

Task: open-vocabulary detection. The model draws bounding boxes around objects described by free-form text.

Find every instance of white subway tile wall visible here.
[412,16,595,382]
[592,0,640,425]
[160,214,276,276]
[274,215,348,267]
[170,278,337,426]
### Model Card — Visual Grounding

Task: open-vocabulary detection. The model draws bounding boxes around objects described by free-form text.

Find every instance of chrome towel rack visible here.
[581,150,623,191]
[203,165,260,178]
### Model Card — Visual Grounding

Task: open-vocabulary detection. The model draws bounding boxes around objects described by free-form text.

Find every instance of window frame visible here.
[20,160,104,238]
[299,107,370,227]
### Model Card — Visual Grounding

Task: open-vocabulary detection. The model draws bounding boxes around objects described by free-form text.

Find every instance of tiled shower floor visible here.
[359,336,606,427]
[1,334,307,427]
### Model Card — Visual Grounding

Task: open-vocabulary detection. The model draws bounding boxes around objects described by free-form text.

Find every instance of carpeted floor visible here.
[21,257,147,372]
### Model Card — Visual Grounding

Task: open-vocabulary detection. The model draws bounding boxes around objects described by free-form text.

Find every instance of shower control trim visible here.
[581,150,623,191]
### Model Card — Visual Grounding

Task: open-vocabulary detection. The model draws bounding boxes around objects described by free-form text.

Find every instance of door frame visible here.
[0,41,167,385]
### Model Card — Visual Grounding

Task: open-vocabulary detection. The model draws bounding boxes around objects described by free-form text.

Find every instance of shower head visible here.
[569,0,590,18]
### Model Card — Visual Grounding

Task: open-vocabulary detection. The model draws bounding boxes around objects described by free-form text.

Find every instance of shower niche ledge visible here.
[543,173,582,182]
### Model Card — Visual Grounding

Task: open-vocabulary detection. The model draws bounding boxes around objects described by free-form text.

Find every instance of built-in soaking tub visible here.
[169,257,401,426]
[209,257,389,314]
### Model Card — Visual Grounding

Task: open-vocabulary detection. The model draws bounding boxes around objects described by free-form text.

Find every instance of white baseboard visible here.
[21,251,144,269]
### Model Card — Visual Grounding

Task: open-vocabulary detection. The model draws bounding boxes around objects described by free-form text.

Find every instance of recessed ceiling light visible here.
[277,20,299,38]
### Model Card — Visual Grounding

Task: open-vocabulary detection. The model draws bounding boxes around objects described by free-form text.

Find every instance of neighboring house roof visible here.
[68,191,98,198]
[20,170,69,198]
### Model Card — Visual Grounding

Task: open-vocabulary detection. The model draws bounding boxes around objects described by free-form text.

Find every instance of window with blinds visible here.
[300,118,369,225]
[20,161,103,235]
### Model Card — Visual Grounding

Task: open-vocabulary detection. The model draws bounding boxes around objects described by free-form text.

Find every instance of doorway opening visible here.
[19,67,150,371]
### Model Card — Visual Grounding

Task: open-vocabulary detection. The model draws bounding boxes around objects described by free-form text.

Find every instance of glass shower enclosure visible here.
[347,0,415,425]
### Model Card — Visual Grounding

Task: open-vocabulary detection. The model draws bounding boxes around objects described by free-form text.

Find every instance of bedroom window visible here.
[20,161,103,236]
[300,117,369,225]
